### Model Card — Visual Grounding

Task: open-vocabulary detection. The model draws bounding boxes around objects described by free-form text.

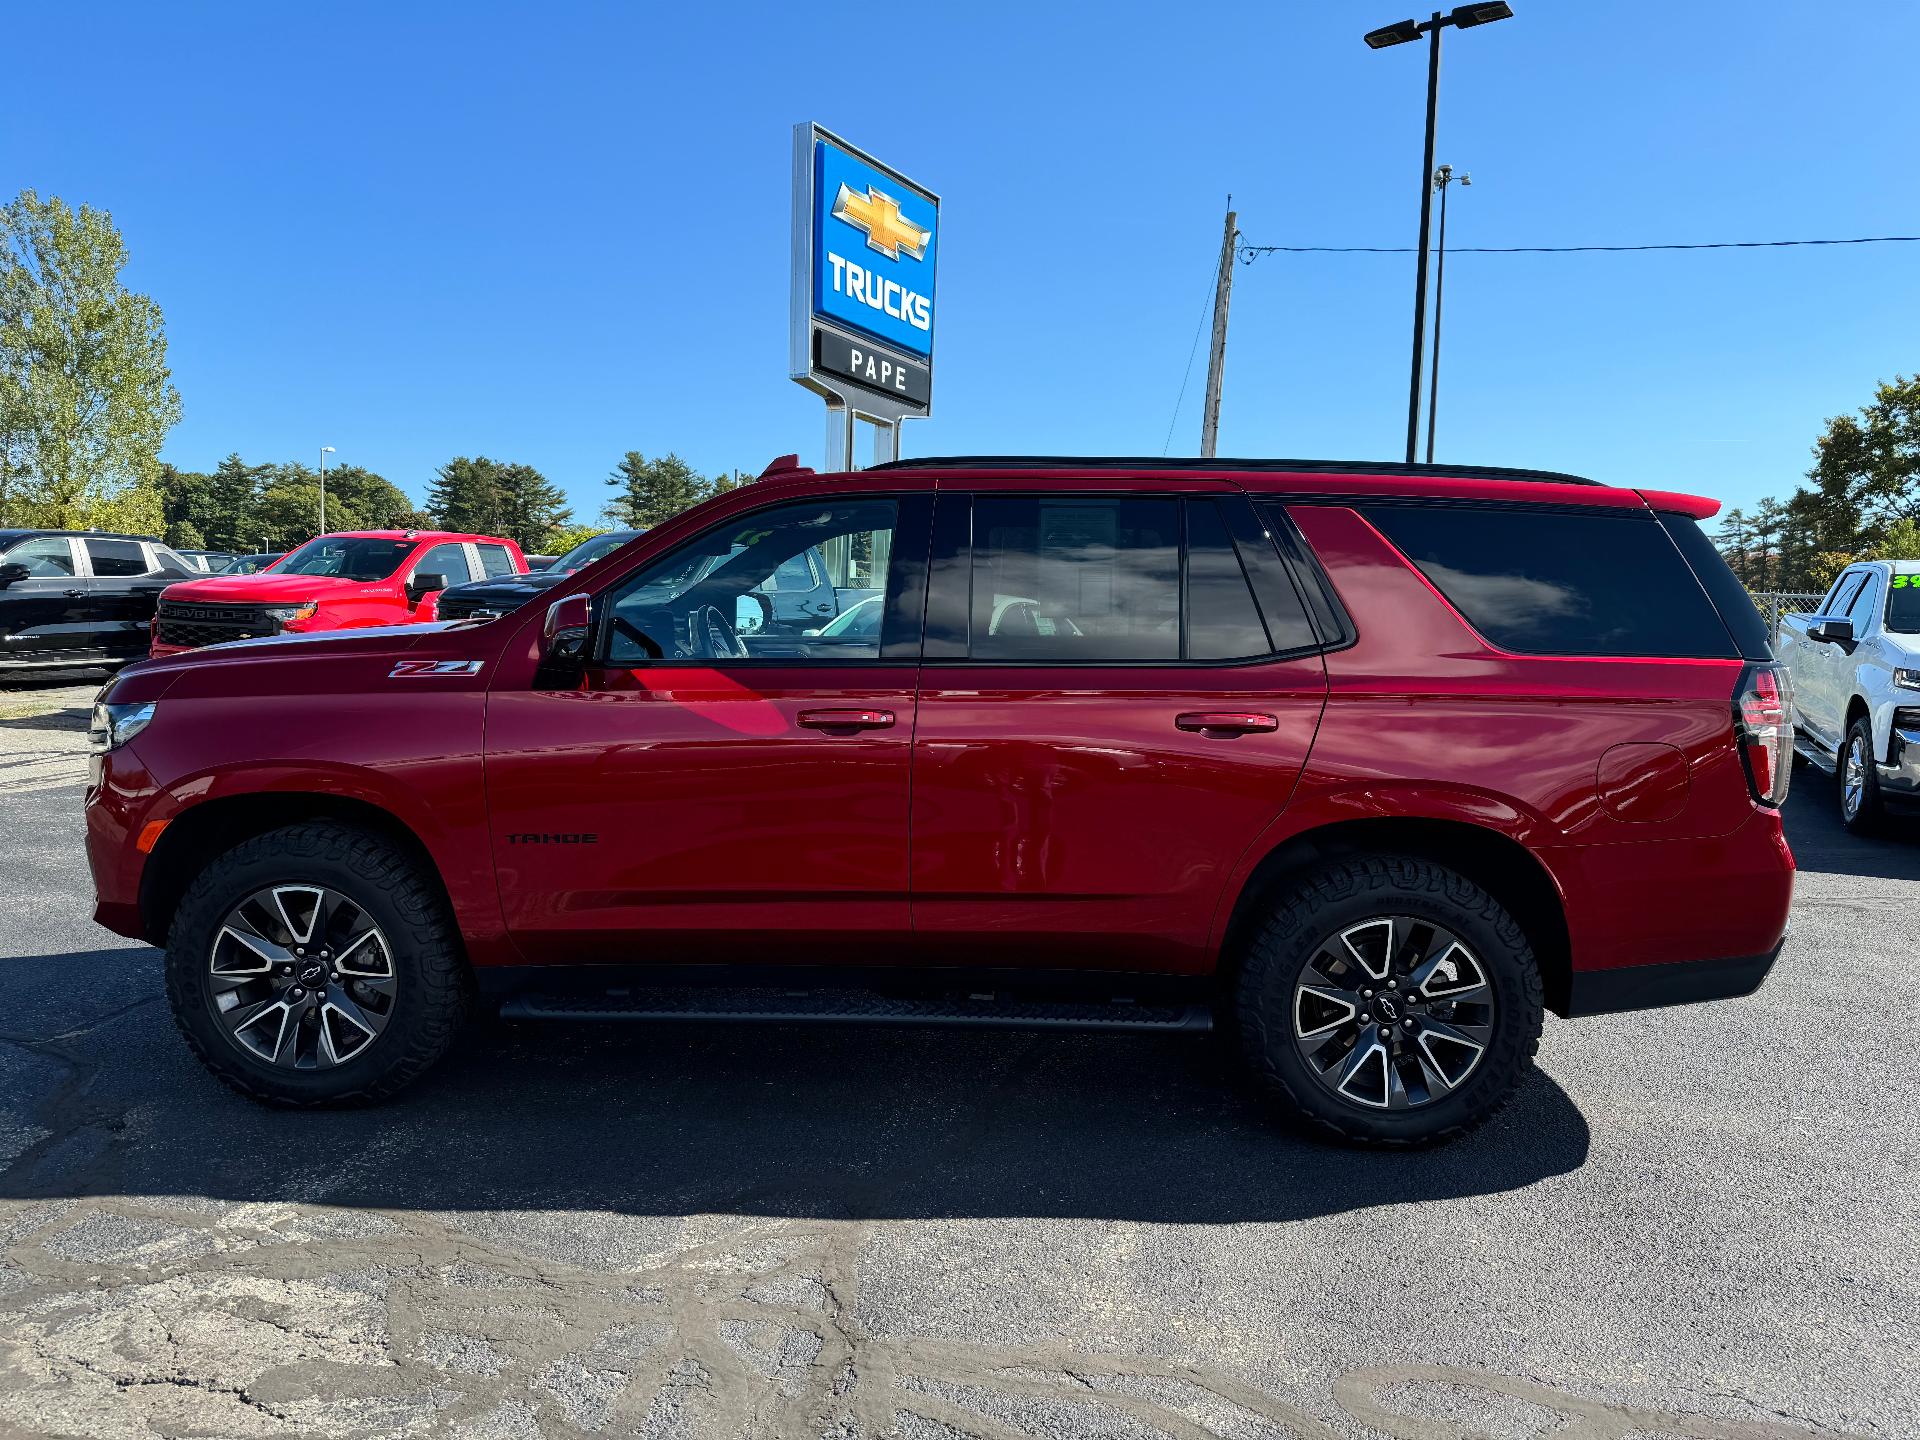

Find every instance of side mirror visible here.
[408,571,452,600]
[1811,616,1856,646]
[735,593,770,635]
[543,592,593,660]
[0,562,30,589]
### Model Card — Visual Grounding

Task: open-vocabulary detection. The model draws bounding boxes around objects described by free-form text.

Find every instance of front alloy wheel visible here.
[208,884,398,1068]
[1840,717,1884,835]
[1292,916,1494,1110]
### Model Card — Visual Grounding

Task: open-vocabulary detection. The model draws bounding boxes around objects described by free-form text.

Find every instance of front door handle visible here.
[798,708,895,732]
[65,588,85,599]
[1176,711,1279,736]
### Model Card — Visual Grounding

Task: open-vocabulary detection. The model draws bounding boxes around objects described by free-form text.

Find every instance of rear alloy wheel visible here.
[1839,717,1884,836]
[1291,915,1495,1111]
[166,821,469,1106]
[1235,855,1543,1146]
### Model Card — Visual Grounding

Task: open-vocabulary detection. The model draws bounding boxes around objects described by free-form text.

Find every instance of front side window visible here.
[279,537,414,580]
[1362,504,1737,658]
[605,498,899,664]
[86,538,148,577]
[410,543,471,588]
[5,536,76,577]
[970,497,1180,661]
[1845,571,1881,631]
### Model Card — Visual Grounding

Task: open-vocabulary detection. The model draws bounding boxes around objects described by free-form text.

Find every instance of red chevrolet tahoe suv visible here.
[148,530,527,657]
[85,457,1793,1145]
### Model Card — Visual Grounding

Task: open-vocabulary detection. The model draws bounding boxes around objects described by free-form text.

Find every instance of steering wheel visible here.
[692,604,747,660]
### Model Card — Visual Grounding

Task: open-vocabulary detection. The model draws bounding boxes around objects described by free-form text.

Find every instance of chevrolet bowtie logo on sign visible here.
[831,183,931,262]
[793,123,939,417]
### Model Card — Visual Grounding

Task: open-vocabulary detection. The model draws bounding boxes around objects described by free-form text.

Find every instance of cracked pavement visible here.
[1,689,1915,1439]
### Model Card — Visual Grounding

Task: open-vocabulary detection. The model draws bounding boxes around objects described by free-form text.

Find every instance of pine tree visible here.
[205,452,262,549]
[605,451,708,527]
[494,462,572,550]
[428,456,503,535]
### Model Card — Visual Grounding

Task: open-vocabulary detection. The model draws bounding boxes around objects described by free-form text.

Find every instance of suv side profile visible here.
[86,457,1794,1145]
[0,530,199,671]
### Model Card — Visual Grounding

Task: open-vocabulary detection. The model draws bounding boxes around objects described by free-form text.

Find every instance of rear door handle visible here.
[1176,711,1279,736]
[798,708,895,732]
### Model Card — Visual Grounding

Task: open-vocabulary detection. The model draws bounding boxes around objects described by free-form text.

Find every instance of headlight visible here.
[88,701,157,754]
[1894,667,1920,692]
[264,602,319,623]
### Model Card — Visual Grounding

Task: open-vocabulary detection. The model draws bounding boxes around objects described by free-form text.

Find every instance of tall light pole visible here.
[1426,165,1469,462]
[1364,2,1513,464]
[318,445,336,537]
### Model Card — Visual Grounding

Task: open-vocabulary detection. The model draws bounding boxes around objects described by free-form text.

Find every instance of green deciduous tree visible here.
[1718,376,1920,592]
[243,462,427,550]
[0,190,181,526]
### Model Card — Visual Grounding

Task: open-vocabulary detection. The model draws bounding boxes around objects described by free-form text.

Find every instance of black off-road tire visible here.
[1233,854,1544,1147]
[166,821,470,1106]
[1839,715,1885,836]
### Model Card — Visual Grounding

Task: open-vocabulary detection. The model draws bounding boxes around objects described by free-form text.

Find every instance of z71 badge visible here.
[389,660,485,677]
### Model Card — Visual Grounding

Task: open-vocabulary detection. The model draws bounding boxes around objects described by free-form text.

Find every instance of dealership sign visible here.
[791,123,939,429]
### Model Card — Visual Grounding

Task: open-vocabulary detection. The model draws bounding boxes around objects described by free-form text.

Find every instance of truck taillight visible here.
[1734,663,1793,807]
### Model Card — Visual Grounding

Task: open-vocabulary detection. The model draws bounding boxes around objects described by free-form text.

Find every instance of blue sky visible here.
[6,2,1915,523]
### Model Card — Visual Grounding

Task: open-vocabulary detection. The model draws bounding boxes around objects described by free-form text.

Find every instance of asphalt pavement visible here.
[0,683,1914,1439]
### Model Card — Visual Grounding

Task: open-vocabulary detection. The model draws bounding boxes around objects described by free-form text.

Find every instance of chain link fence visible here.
[1748,590,1825,639]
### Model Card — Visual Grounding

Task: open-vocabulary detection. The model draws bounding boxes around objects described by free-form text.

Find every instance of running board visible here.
[1795,730,1838,774]
[498,985,1214,1033]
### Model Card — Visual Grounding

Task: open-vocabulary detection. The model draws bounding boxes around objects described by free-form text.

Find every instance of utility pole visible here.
[1426,165,1469,462]
[1200,201,1237,459]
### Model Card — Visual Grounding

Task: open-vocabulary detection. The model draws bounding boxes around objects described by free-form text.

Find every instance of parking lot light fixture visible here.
[1365,4,1515,462]
[1364,18,1424,47]
[319,445,336,536]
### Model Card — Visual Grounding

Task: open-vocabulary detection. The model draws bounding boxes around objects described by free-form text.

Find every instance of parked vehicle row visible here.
[86,455,1793,1146]
[1776,558,1920,833]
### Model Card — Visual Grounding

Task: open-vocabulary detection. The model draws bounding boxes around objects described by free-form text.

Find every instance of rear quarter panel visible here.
[1245,504,1784,972]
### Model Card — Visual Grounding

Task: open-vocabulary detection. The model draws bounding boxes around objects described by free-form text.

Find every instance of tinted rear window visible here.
[1362,504,1737,658]
[1656,512,1773,660]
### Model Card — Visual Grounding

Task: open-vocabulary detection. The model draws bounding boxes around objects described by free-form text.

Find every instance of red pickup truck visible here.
[149,530,526,657]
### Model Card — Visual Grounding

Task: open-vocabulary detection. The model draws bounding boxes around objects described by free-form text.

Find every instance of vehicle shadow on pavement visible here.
[2,947,1590,1224]
[1780,766,1920,881]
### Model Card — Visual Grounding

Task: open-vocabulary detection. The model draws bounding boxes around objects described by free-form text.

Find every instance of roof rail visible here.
[865,455,1601,486]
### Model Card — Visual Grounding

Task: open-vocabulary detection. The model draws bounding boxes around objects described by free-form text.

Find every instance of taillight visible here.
[1734,663,1793,807]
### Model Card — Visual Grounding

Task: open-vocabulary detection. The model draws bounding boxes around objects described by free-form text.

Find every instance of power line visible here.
[1238,233,1920,262]
[1162,259,1219,456]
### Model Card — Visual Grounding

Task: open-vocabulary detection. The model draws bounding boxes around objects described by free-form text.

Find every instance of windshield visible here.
[276,537,413,580]
[557,532,634,573]
[1887,578,1920,633]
